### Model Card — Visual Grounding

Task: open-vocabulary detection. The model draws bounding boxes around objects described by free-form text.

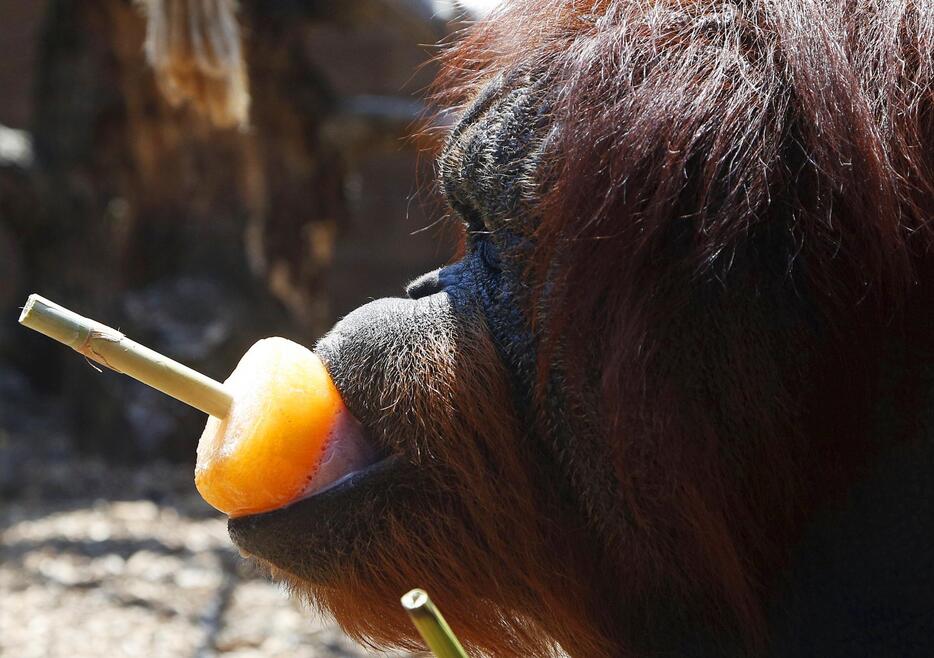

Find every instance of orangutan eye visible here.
[455,199,489,237]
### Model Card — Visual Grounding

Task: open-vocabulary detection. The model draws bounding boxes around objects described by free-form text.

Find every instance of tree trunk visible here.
[25,0,344,461]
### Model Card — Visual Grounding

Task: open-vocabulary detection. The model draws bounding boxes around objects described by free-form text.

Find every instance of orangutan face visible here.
[226,75,601,656]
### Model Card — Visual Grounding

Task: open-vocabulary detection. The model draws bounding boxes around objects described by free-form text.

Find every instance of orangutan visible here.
[149,1,934,656]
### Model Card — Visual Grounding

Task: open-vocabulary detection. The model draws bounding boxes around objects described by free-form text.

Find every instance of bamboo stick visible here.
[18,293,232,419]
[401,589,468,658]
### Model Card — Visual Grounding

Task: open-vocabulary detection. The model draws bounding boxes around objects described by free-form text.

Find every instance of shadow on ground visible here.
[0,368,418,658]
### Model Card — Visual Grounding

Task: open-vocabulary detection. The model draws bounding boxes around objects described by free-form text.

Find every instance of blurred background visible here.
[0,1,496,655]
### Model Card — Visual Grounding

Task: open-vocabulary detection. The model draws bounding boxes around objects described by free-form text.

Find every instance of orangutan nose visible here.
[405,268,443,299]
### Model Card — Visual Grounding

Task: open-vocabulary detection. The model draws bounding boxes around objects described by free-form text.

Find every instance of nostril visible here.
[405,269,444,299]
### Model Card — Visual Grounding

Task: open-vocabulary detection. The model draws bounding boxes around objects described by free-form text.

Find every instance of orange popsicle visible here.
[195,337,346,517]
[19,295,357,519]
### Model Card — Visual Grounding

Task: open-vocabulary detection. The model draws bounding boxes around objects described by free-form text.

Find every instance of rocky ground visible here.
[0,368,417,658]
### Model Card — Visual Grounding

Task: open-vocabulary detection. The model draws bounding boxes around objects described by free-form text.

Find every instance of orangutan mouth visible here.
[225,376,411,584]
[225,453,411,583]
[299,410,382,499]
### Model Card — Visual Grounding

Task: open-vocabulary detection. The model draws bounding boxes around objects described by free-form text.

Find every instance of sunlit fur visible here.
[431,1,931,653]
[258,1,932,656]
[261,308,616,657]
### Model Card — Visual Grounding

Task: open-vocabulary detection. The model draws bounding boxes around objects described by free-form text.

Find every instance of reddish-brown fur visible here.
[259,2,932,656]
[426,2,933,653]
[274,323,619,657]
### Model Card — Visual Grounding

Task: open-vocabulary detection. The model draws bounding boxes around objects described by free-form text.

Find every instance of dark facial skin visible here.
[229,285,492,583]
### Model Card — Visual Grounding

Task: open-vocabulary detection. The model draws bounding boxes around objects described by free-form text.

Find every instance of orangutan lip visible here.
[227,454,418,584]
[227,341,423,584]
[296,409,382,500]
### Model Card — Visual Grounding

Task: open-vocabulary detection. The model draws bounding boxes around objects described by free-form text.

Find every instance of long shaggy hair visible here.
[427,0,934,653]
[255,2,932,656]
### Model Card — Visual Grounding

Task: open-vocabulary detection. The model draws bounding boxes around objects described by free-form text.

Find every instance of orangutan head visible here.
[226,2,934,656]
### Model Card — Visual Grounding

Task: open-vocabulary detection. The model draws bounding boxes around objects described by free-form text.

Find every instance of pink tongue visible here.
[300,410,377,498]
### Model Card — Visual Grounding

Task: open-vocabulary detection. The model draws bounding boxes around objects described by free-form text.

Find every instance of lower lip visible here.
[226,454,410,583]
